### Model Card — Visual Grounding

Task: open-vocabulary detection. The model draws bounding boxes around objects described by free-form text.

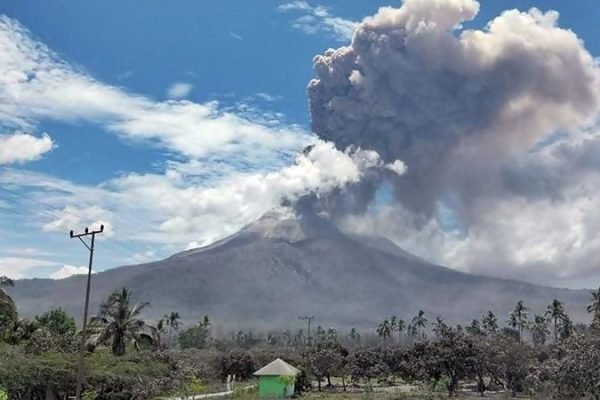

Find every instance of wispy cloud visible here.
[0,15,311,163]
[229,32,243,41]
[277,1,357,41]
[166,82,194,99]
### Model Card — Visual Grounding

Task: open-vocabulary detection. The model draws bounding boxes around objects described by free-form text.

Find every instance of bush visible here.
[0,349,181,400]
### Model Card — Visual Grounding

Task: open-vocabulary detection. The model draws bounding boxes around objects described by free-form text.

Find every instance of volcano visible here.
[8,208,592,329]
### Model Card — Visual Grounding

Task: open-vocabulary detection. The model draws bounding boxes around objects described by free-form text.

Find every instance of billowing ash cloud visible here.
[308,0,600,218]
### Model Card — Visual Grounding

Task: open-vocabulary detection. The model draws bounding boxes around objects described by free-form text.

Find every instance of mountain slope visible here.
[8,209,592,329]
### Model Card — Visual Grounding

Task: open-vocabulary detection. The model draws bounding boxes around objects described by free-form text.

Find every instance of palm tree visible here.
[508,300,529,342]
[164,311,182,347]
[587,287,600,329]
[481,311,498,335]
[412,310,427,339]
[89,288,152,356]
[530,315,550,346]
[395,318,406,340]
[376,319,392,342]
[545,299,566,343]
[433,316,449,337]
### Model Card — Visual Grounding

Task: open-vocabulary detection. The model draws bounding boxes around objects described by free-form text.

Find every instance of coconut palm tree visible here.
[482,311,499,335]
[163,311,182,347]
[88,288,152,356]
[508,300,529,342]
[587,287,600,329]
[545,299,566,343]
[530,315,550,346]
[412,310,428,339]
[376,319,392,342]
[394,318,406,340]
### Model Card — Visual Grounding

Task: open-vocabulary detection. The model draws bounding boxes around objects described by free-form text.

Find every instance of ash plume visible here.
[308,0,600,220]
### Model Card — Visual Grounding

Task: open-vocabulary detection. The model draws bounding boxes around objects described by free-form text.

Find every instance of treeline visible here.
[3,275,600,399]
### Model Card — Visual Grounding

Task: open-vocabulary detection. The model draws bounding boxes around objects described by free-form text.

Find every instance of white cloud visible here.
[166,82,194,99]
[51,264,90,279]
[0,257,59,279]
[42,205,114,238]
[0,132,53,164]
[0,16,311,162]
[277,1,358,41]
[0,141,397,253]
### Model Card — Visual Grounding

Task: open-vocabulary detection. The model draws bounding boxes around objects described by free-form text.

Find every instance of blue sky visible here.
[1,0,600,286]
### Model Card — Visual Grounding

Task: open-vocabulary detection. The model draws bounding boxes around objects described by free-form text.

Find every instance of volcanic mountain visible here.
[9,208,592,329]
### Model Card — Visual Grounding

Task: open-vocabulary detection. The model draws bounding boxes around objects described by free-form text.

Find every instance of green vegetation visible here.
[3,280,600,399]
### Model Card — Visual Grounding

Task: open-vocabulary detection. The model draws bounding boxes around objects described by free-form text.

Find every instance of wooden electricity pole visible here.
[70,225,104,400]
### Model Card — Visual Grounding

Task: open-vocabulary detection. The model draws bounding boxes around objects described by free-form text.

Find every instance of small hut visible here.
[254,358,301,398]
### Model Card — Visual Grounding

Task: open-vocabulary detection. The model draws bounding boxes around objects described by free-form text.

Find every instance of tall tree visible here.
[530,315,550,346]
[164,311,182,347]
[482,311,499,335]
[89,288,152,356]
[349,328,360,343]
[545,299,566,344]
[508,301,529,343]
[376,319,392,342]
[587,287,600,331]
[394,318,406,340]
[412,310,428,339]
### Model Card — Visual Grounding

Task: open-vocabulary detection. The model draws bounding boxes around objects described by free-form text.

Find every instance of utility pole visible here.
[298,315,314,345]
[70,225,104,400]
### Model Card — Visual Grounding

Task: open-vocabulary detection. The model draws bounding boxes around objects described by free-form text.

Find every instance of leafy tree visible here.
[530,315,549,346]
[508,301,529,343]
[493,335,534,397]
[88,288,153,356]
[427,326,478,397]
[309,346,345,389]
[349,347,388,385]
[545,299,566,343]
[178,316,211,349]
[217,351,256,381]
[553,335,600,399]
[35,308,76,336]
[0,277,16,334]
[412,310,427,339]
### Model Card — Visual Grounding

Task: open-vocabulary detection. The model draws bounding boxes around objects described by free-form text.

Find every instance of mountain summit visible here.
[9,208,591,329]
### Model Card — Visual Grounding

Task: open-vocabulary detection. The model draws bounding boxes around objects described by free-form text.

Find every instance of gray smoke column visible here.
[308,0,600,218]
